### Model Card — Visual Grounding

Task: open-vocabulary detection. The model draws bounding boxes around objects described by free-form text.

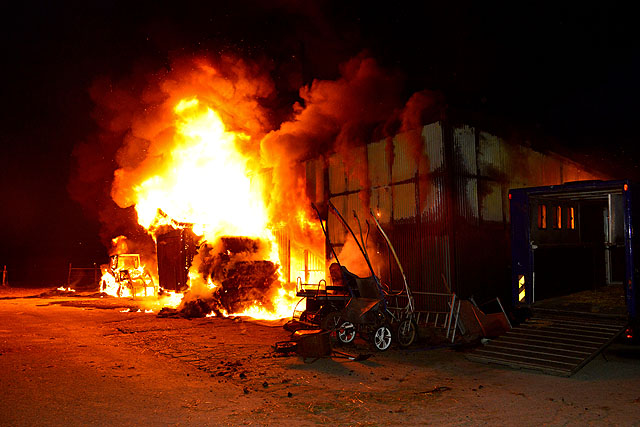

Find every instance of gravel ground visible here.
[1,287,639,426]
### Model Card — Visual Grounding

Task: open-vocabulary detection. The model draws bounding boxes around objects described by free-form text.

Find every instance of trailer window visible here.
[555,206,562,229]
[568,207,575,229]
[537,204,547,229]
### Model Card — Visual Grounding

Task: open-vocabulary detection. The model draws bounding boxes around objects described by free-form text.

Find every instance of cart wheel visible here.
[337,321,356,344]
[373,325,392,351]
[397,319,417,348]
[321,311,341,331]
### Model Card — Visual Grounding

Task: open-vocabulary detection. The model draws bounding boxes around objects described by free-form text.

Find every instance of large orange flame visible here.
[134,98,273,244]
[121,94,307,318]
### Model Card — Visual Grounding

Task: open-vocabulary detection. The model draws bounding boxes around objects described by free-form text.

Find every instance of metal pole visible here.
[94,263,98,287]
[304,250,309,284]
[67,262,72,288]
[2,265,6,287]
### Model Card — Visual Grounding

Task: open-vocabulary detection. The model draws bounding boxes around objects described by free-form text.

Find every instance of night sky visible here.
[1,1,638,285]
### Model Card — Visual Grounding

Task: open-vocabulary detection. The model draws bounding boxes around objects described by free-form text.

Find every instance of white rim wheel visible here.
[338,321,356,344]
[374,325,392,351]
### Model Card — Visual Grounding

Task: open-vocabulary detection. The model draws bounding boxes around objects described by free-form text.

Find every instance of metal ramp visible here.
[467,310,628,376]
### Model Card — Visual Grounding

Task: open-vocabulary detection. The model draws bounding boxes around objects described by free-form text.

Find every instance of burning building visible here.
[72,53,605,320]
[304,121,605,308]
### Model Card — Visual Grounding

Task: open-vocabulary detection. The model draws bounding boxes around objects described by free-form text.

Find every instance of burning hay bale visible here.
[218,260,279,313]
[158,236,281,318]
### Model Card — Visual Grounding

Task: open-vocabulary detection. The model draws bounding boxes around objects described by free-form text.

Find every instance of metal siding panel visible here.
[329,153,346,195]
[527,149,545,185]
[367,140,390,187]
[328,195,347,245]
[384,223,423,298]
[274,227,291,283]
[420,234,452,294]
[562,162,580,183]
[393,182,417,220]
[305,159,317,204]
[421,175,446,223]
[480,180,503,222]
[503,143,529,188]
[315,158,325,203]
[371,186,392,223]
[542,156,563,185]
[478,131,503,177]
[346,192,368,234]
[392,133,418,183]
[453,125,477,175]
[347,146,367,192]
[423,122,444,172]
[457,177,479,221]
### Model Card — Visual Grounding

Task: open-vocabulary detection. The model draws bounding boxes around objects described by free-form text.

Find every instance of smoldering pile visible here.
[158,236,280,319]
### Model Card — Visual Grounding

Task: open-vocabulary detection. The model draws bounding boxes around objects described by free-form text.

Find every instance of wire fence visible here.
[0,263,101,290]
[67,263,101,291]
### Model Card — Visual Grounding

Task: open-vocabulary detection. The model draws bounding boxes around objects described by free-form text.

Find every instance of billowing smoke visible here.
[68,50,443,312]
[260,54,404,222]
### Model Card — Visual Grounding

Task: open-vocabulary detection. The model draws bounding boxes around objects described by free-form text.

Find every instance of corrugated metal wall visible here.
[306,121,605,310]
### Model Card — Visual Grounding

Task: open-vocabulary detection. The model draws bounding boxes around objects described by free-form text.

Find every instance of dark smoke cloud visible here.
[69,49,444,288]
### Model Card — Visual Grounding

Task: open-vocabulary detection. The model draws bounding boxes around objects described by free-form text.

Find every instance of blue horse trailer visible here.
[509,180,638,324]
[467,180,636,375]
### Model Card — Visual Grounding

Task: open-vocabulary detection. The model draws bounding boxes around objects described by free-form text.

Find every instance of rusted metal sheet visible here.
[453,125,477,176]
[478,131,504,178]
[392,132,419,183]
[526,149,546,186]
[367,139,391,187]
[542,156,563,185]
[423,122,444,172]
[456,177,479,222]
[370,186,392,223]
[393,182,417,220]
[329,153,346,195]
[563,162,600,182]
[383,222,422,293]
[346,146,368,192]
[346,192,368,233]
[273,227,291,283]
[479,180,503,222]
[501,142,534,189]
[305,158,325,204]
[328,194,347,245]
[420,175,446,222]
[315,120,610,311]
[418,233,452,294]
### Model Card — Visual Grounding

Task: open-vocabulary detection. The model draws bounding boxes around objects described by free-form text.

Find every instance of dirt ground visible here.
[1,288,639,426]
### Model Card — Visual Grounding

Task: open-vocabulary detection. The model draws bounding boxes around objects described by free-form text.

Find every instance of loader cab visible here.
[110,254,141,272]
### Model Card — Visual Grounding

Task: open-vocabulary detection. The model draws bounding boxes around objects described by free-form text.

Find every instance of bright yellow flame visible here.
[159,290,184,309]
[117,96,322,319]
[133,98,271,243]
[230,286,305,320]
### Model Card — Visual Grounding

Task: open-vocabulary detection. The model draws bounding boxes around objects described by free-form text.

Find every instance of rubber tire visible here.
[397,319,417,348]
[321,311,341,331]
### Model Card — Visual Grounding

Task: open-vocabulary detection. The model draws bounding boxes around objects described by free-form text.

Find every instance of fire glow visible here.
[133,98,272,242]
[101,74,315,319]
